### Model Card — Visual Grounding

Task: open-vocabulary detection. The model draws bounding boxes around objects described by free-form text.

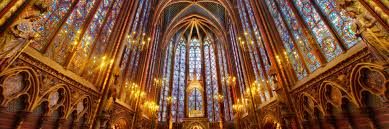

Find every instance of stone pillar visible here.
[99,111,111,129]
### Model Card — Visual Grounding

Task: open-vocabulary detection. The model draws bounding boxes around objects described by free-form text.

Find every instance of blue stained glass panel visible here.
[292,0,342,61]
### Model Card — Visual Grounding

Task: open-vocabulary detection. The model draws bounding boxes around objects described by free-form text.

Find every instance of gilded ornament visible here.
[0,0,50,65]
[335,0,389,63]
[328,86,343,107]
[0,0,26,26]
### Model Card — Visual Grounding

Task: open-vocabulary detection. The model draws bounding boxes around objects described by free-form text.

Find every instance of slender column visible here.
[199,30,208,117]
[65,0,105,68]
[252,0,300,85]
[254,0,310,76]
[0,0,26,25]
[310,0,347,52]
[283,0,327,65]
[372,0,389,14]
[251,0,297,86]
[166,34,178,127]
[256,0,305,128]
[43,0,80,53]
[91,0,133,127]
[80,0,117,76]
[241,0,274,98]
[213,38,225,129]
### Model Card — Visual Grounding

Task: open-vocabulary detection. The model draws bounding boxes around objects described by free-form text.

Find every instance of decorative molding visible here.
[21,47,99,94]
[291,43,370,93]
[0,0,26,26]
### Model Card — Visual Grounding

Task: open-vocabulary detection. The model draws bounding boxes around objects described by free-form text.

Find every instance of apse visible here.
[158,18,234,124]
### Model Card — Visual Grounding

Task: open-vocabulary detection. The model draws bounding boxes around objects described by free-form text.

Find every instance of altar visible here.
[181,117,209,129]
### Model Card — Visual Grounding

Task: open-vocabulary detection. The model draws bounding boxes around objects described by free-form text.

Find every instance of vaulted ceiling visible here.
[160,1,226,31]
[153,0,238,47]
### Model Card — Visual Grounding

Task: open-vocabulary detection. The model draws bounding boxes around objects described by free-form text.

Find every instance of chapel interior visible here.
[0,0,388,129]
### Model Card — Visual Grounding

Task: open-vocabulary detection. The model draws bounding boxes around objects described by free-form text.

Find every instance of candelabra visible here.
[126,32,151,51]
[233,99,245,129]
[166,96,174,129]
[223,75,236,86]
[214,94,224,129]
[143,101,159,115]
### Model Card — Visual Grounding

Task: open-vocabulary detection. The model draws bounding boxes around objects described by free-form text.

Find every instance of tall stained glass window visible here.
[86,0,124,80]
[28,0,126,72]
[313,0,360,48]
[274,0,321,72]
[31,0,76,51]
[158,34,233,123]
[238,0,272,102]
[171,37,186,122]
[217,43,234,120]
[263,0,361,80]
[158,39,174,121]
[188,88,203,115]
[292,0,342,61]
[265,0,308,79]
[204,38,220,122]
[48,0,97,64]
[69,0,116,73]
[189,38,201,80]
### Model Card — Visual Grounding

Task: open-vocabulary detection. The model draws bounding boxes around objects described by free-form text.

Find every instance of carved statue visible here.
[104,86,118,112]
[0,0,49,63]
[335,0,389,63]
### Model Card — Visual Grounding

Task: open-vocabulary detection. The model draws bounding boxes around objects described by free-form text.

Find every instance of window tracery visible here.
[262,0,361,80]
[158,34,233,123]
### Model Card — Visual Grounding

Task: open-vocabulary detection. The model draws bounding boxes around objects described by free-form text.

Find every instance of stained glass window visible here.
[204,38,220,122]
[217,43,234,120]
[131,0,145,33]
[189,38,201,80]
[238,0,271,102]
[158,39,174,122]
[265,0,308,79]
[80,0,123,80]
[292,0,342,61]
[228,23,246,98]
[274,0,321,72]
[171,37,186,122]
[158,34,233,122]
[31,0,76,51]
[30,0,126,76]
[264,0,361,79]
[188,88,203,113]
[48,0,97,65]
[69,0,115,73]
[313,0,360,48]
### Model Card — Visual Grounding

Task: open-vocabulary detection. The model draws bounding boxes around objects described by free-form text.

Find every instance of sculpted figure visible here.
[0,0,49,63]
[335,0,389,63]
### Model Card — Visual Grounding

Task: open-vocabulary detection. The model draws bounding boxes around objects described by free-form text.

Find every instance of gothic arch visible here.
[151,0,239,31]
[318,81,359,115]
[161,14,228,51]
[261,112,281,129]
[297,92,325,120]
[111,117,130,129]
[350,63,389,107]
[185,121,207,129]
[31,84,71,117]
[67,95,92,124]
[0,66,40,112]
